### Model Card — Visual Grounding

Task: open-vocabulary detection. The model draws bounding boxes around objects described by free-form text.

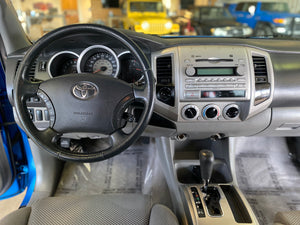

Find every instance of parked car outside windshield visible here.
[11,1,300,41]
[188,6,253,37]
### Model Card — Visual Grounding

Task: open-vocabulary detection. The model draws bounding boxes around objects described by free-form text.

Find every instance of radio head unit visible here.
[179,46,250,101]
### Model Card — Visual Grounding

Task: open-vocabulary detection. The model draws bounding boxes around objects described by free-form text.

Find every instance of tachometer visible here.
[78,45,120,77]
[118,52,145,85]
[61,58,78,74]
[48,51,79,77]
[128,58,144,83]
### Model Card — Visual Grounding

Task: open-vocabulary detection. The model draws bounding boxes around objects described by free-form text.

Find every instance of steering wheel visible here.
[13,24,154,162]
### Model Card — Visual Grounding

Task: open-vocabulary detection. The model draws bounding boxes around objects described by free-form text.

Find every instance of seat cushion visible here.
[274,211,300,225]
[0,194,179,225]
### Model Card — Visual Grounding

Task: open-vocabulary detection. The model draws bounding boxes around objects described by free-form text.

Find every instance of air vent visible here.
[156,56,175,106]
[252,55,271,106]
[28,61,37,79]
[156,56,172,85]
[252,56,268,83]
[15,60,21,75]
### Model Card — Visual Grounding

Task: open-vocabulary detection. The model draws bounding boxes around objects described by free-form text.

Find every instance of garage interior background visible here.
[12,0,300,40]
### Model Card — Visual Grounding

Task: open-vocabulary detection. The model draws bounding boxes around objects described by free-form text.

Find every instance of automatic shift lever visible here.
[199,150,214,193]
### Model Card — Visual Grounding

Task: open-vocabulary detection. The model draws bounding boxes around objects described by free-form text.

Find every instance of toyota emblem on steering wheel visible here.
[72,82,98,100]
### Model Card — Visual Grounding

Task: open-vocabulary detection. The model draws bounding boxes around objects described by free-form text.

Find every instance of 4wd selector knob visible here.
[202,105,220,119]
[182,105,199,120]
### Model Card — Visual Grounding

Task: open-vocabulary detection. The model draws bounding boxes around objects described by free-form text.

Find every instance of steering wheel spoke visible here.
[18,79,41,100]
[133,85,148,105]
[110,129,128,147]
[39,127,60,144]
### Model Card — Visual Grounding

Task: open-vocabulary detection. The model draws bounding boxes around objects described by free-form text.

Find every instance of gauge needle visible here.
[93,67,107,73]
[93,69,101,74]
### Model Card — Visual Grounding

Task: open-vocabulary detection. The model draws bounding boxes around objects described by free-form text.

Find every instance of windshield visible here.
[11,0,300,40]
[193,7,234,20]
[130,2,164,12]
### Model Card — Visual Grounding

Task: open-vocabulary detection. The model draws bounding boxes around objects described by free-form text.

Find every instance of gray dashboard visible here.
[5,31,300,139]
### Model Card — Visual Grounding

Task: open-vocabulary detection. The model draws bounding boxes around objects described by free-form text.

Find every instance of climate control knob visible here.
[202,105,220,120]
[223,104,240,119]
[185,66,196,76]
[182,105,199,120]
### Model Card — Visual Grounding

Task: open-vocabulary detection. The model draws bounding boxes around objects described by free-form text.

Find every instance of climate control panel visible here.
[181,103,241,121]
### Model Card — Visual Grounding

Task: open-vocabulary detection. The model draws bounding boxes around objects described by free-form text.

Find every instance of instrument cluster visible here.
[47,45,144,85]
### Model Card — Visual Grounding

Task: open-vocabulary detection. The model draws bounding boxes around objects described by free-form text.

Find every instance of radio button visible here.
[237,66,245,76]
[184,90,200,99]
[185,66,196,76]
[185,78,195,83]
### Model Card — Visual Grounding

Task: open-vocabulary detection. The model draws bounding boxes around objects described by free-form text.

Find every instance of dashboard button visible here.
[184,90,200,99]
[185,79,195,83]
[185,66,196,76]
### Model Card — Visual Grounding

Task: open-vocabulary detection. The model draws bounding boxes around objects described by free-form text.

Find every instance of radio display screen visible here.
[201,90,245,98]
[196,67,235,76]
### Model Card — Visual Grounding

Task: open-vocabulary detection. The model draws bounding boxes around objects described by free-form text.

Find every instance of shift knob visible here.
[199,150,214,191]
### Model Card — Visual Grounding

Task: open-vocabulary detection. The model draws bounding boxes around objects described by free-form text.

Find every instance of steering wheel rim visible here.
[13,24,154,162]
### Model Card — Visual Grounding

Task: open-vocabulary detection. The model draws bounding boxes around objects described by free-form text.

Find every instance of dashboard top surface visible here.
[5,27,300,139]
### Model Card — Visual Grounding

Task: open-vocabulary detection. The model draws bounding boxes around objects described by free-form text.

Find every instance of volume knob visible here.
[185,66,196,76]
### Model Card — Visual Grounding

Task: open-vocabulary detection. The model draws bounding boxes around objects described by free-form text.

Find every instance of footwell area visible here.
[55,138,171,207]
[234,137,300,225]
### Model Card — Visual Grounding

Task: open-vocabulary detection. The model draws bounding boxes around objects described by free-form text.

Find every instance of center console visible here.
[155,137,259,225]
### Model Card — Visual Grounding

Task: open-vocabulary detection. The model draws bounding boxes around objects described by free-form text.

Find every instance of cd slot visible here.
[195,58,234,62]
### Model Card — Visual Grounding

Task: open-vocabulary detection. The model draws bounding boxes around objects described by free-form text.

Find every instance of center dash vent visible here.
[156,56,175,106]
[252,55,271,106]
[156,56,172,85]
[252,56,268,83]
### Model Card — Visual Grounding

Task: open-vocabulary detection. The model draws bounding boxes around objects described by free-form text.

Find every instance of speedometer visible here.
[84,52,116,76]
[77,45,120,77]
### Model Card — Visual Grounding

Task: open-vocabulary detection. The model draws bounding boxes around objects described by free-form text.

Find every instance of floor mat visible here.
[55,138,172,207]
[234,137,300,225]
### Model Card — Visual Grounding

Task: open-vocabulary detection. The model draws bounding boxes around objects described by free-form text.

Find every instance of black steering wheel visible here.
[14,24,154,162]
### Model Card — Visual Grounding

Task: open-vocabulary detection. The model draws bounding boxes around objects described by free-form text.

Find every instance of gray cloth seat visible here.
[0,194,179,225]
[274,211,300,225]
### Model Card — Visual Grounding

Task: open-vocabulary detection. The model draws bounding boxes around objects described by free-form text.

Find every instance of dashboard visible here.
[6,30,300,139]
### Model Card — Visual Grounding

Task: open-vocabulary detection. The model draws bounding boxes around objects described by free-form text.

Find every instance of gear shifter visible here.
[199,150,214,193]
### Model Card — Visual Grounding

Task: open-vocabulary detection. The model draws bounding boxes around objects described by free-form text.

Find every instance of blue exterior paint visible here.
[0,61,36,205]
[229,2,300,33]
